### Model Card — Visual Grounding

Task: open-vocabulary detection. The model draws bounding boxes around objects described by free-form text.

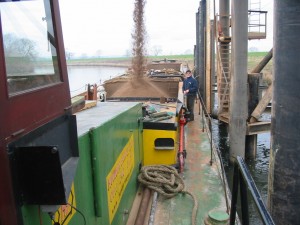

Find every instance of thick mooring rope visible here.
[137,165,198,225]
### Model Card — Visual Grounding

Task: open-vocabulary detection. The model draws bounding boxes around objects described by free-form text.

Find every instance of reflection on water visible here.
[212,120,270,225]
[67,66,127,97]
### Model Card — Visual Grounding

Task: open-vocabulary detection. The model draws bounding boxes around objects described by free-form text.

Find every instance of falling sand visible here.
[104,0,173,99]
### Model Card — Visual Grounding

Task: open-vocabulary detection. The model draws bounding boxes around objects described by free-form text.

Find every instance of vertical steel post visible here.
[198,0,206,101]
[219,0,230,75]
[229,0,248,161]
[205,1,211,113]
[195,11,200,78]
[268,1,300,224]
[247,74,260,118]
[210,20,215,114]
[219,0,230,37]
[246,73,260,158]
[245,135,257,158]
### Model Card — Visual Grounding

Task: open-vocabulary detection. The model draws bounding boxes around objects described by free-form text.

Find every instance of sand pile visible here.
[108,76,171,98]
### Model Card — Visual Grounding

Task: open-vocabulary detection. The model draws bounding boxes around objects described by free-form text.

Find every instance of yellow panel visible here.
[143,129,178,165]
[53,183,76,225]
[106,135,135,224]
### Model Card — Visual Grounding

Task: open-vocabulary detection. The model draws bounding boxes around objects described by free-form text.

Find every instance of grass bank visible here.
[66,54,194,67]
[66,52,272,74]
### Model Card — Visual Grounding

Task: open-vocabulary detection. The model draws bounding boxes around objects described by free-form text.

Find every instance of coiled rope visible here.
[137,165,198,225]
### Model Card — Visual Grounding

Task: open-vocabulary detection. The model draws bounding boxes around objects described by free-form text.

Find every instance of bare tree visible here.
[4,33,37,58]
[3,33,37,74]
[65,49,74,60]
[95,49,102,58]
[152,45,162,56]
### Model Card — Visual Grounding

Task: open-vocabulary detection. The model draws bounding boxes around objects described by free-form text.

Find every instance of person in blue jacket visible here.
[182,70,198,121]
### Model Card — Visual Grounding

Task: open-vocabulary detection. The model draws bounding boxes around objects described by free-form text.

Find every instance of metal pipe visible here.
[134,188,151,225]
[148,191,158,225]
[268,1,300,224]
[230,157,275,225]
[198,0,206,100]
[229,164,239,225]
[210,19,215,114]
[219,0,230,37]
[195,11,200,80]
[205,2,211,113]
[238,157,275,224]
[229,0,248,161]
[239,172,249,225]
[178,113,186,173]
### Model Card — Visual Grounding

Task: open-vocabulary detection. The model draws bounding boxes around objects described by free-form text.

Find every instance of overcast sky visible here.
[58,0,273,57]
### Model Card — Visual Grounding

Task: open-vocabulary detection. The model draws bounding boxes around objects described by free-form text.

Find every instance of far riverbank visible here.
[66,55,195,69]
[67,59,131,68]
[65,52,272,78]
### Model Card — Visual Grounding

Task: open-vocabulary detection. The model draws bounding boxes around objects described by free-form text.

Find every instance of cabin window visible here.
[0,0,61,96]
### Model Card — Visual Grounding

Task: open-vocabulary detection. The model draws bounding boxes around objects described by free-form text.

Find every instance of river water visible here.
[67,65,127,97]
[67,65,271,224]
[212,118,271,224]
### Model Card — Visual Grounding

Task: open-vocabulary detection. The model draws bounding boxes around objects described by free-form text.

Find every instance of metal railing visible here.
[197,91,230,213]
[197,92,275,224]
[230,156,275,225]
[248,10,267,37]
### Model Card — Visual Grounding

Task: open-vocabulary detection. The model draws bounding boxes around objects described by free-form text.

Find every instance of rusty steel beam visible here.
[246,121,271,135]
[250,83,273,122]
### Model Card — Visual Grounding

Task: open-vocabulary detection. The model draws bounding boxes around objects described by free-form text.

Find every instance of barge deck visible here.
[129,100,229,225]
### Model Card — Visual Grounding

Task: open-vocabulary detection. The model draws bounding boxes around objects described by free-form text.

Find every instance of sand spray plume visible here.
[131,0,147,79]
[104,0,171,99]
[129,0,170,98]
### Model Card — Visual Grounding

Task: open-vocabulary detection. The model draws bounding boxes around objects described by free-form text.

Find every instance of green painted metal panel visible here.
[20,103,143,225]
[90,103,143,225]
[72,133,104,225]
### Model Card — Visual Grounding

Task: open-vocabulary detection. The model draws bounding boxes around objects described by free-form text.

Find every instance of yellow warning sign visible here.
[106,135,135,223]
[52,183,76,225]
